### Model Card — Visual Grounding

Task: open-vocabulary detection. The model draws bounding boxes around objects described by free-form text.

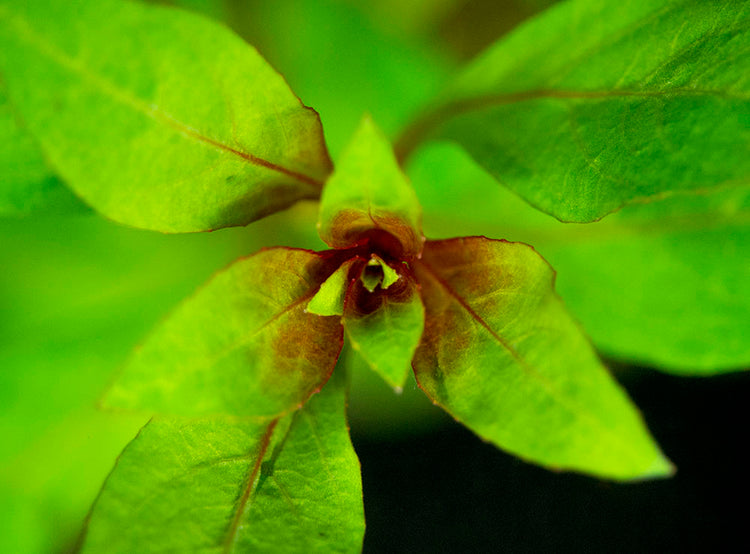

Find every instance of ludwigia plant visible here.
[0,0,747,551]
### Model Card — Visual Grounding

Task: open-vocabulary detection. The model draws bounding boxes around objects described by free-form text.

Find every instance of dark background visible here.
[353,369,750,553]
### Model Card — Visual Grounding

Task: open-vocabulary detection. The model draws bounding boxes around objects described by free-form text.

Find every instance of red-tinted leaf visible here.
[412,237,671,480]
[318,115,423,259]
[104,247,345,417]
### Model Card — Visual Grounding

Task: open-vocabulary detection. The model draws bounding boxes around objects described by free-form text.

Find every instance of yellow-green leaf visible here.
[82,369,365,553]
[104,248,343,417]
[344,264,424,391]
[318,115,423,259]
[413,237,672,481]
[0,0,332,232]
[306,257,362,317]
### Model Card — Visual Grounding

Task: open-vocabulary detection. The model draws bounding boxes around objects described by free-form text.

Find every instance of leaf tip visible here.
[641,452,677,481]
[621,451,676,483]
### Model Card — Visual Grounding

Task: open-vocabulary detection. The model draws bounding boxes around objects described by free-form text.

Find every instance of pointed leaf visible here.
[0,0,332,232]
[306,257,362,317]
[345,265,424,391]
[0,81,87,216]
[398,0,750,222]
[412,237,672,480]
[82,369,365,553]
[318,115,423,258]
[104,248,344,417]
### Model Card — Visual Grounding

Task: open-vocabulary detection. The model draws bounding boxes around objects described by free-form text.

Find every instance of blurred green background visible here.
[2,0,748,552]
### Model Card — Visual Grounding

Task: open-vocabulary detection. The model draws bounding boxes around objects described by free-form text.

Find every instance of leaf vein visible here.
[2,8,323,188]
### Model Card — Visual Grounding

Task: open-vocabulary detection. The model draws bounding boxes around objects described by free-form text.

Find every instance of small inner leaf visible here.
[317,115,424,259]
[360,254,400,293]
[307,257,362,317]
[344,269,424,391]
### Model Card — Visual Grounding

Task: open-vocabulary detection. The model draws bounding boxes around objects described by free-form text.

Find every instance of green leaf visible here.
[412,237,672,480]
[0,0,332,232]
[398,0,750,222]
[0,81,87,216]
[82,369,365,553]
[542,187,750,373]
[306,257,362,317]
[104,247,344,417]
[344,262,424,391]
[408,141,750,373]
[361,254,400,292]
[318,115,424,258]
[163,0,227,21]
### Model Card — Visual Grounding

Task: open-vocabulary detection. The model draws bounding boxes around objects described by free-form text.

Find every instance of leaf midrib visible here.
[223,418,279,554]
[0,6,324,188]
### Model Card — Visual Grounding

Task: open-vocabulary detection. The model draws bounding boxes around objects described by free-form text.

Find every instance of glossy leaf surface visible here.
[344,265,424,390]
[104,248,343,417]
[318,116,423,258]
[413,237,672,480]
[0,0,331,232]
[408,141,750,373]
[83,370,365,553]
[0,82,86,216]
[401,0,750,222]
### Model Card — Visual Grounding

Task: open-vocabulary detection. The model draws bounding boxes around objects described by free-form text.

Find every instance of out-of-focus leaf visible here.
[542,189,750,373]
[318,116,423,258]
[104,247,344,417]
[0,0,332,232]
[433,0,561,61]
[232,0,451,158]
[82,369,365,554]
[0,213,258,553]
[399,0,750,223]
[412,237,672,480]
[344,264,424,391]
[0,82,87,216]
[408,142,750,373]
[163,0,227,20]
[0,409,144,554]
